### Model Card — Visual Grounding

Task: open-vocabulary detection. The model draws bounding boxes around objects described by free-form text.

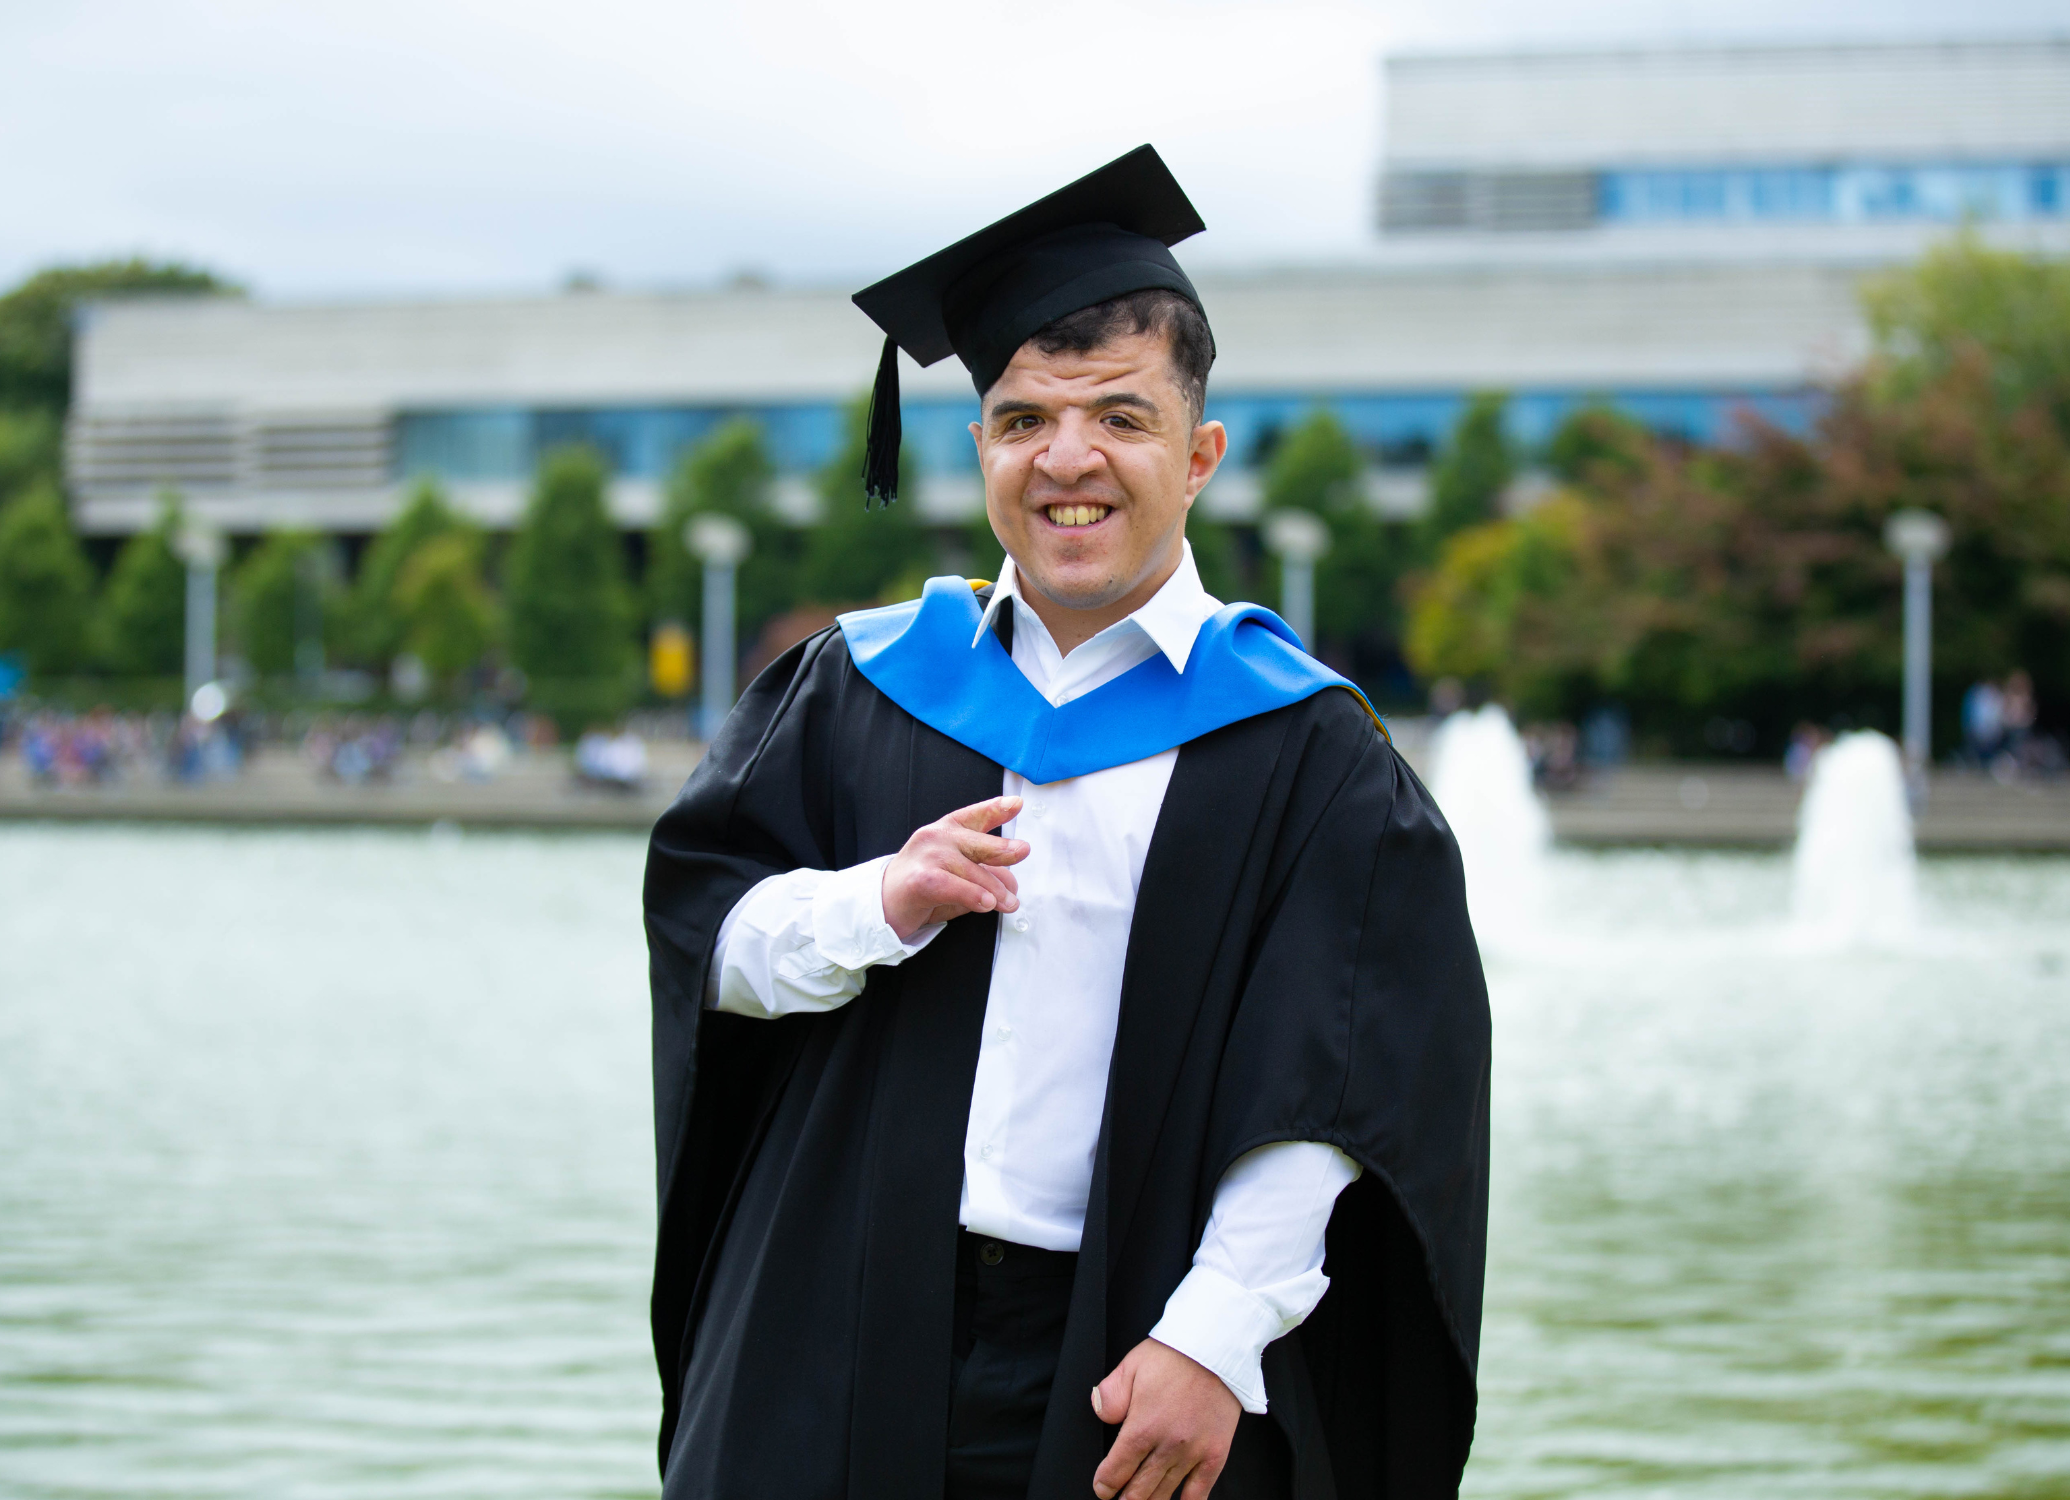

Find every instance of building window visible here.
[395,409,532,482]
[1599,161,2070,226]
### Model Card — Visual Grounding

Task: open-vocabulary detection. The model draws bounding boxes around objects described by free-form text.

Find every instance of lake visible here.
[2,826,2066,1497]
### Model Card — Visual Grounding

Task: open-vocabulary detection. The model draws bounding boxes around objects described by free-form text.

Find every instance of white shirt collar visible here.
[972,541,1223,675]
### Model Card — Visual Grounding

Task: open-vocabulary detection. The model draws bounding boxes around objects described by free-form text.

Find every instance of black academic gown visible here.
[643,603,1491,1500]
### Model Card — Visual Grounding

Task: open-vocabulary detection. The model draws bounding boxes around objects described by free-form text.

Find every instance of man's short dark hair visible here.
[1024,289,1215,426]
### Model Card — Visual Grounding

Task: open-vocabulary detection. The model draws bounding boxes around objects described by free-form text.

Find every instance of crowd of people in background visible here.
[1963,671,2064,780]
[573,724,649,792]
[7,706,251,787]
[0,701,674,793]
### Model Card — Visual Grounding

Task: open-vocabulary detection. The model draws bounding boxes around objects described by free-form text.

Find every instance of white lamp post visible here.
[1883,508,1950,788]
[1262,509,1331,651]
[685,513,752,741]
[174,519,226,709]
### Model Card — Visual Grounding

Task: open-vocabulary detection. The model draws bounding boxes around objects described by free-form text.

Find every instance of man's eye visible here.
[1007,415,1039,431]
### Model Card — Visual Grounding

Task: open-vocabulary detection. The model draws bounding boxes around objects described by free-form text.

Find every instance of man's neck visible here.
[1014,549,1182,656]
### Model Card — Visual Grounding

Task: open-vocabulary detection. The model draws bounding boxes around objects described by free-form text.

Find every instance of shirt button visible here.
[979,1143,995,1160]
[1012,916,1030,933]
[993,1023,1013,1041]
[1028,801,1046,819]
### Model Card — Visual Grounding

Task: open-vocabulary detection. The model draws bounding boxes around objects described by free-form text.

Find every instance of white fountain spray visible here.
[1790,730,1919,946]
[1428,705,1551,950]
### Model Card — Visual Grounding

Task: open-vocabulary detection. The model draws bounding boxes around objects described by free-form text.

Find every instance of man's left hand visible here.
[1090,1338,1241,1500]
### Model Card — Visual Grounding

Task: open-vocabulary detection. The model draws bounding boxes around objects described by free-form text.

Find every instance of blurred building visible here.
[67,36,2070,540]
[1377,38,2070,259]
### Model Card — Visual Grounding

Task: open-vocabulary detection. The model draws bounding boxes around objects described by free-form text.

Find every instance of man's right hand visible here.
[881,795,1030,940]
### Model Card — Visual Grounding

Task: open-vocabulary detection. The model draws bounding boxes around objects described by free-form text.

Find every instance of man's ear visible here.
[1185,419,1228,500]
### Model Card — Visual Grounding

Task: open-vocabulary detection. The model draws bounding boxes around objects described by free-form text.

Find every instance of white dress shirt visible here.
[706,544,1360,1413]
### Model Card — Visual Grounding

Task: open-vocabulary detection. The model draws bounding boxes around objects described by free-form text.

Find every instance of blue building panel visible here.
[393,387,1824,490]
[742,403,845,475]
[901,399,985,475]
[394,408,533,481]
[1601,161,2070,225]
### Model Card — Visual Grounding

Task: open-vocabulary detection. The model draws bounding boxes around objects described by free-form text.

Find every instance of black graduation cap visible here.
[850,144,1209,506]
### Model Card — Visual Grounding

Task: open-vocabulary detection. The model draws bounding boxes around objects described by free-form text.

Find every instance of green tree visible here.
[1262,407,1362,517]
[346,478,467,667]
[95,496,188,676]
[1862,232,2070,431]
[1404,499,1594,720]
[1183,514,1249,604]
[0,409,58,506]
[964,508,1008,586]
[394,532,497,688]
[505,444,635,718]
[1404,272,2070,752]
[1259,407,1410,677]
[0,260,231,418]
[1421,392,1514,555]
[232,530,333,677]
[1544,402,1650,489]
[801,395,935,604]
[0,484,96,677]
[650,419,799,644]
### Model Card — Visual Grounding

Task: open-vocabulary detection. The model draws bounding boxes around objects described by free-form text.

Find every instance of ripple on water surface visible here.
[2,828,2068,1499]
[0,826,659,1499]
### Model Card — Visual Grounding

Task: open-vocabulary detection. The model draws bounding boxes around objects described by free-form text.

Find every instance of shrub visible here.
[0,483,96,677]
[96,497,187,676]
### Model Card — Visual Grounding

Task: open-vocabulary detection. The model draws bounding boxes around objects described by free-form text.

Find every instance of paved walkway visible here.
[1543,766,2070,850]
[0,745,695,830]
[4,746,2068,849]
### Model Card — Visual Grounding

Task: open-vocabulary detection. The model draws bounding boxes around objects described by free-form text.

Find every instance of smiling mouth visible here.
[1045,503,1111,529]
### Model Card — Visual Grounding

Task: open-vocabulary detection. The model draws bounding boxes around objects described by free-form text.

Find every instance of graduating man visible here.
[644,147,1490,1500]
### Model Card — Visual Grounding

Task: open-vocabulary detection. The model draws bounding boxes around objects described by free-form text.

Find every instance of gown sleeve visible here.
[1229,728,1490,1494]
[642,627,854,1461]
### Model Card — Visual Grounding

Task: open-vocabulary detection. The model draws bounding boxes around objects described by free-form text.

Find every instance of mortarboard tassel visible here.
[861,335,902,508]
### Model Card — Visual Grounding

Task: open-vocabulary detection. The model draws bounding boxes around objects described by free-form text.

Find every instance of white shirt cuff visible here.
[806,855,942,970]
[1148,1263,1324,1415]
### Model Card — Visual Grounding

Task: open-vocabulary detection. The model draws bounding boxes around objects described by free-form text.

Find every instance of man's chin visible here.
[1014,557,1130,615]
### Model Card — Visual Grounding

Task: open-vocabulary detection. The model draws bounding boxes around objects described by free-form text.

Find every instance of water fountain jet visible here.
[1790,730,1918,945]
[1428,705,1551,949]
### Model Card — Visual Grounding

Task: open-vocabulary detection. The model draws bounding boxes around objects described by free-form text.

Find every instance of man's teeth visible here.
[1046,504,1111,528]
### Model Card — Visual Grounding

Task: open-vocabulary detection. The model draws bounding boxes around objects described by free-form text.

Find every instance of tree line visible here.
[0,259,1516,724]
[2,241,2062,753]
[1401,236,2070,755]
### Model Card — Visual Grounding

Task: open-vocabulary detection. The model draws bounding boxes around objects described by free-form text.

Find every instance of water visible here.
[4,826,2068,1498]
[1470,851,2070,1498]
[0,827,658,1499]
[1792,731,1920,946]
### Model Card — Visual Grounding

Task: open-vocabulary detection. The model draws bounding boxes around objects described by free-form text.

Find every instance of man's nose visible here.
[1035,415,1105,485]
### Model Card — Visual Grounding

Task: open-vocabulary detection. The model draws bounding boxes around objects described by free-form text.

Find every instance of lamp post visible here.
[1262,508,1331,651]
[174,519,226,709]
[685,513,752,741]
[1883,508,1950,791]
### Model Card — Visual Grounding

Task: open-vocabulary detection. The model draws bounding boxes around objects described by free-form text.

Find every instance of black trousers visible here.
[946,1231,1077,1500]
[943,1232,1292,1500]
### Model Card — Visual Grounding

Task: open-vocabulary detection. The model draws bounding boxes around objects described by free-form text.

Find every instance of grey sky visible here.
[2,0,2061,297]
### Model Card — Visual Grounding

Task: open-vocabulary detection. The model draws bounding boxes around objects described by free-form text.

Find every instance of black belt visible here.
[958,1229,1079,1274]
